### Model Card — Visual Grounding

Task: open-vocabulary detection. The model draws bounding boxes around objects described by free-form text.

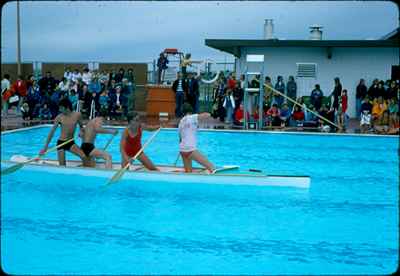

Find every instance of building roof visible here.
[380,27,400,40]
[205,39,399,57]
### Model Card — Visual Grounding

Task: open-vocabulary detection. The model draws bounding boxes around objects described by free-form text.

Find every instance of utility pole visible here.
[16,0,22,76]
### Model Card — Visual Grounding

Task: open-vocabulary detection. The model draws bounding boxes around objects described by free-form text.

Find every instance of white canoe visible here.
[2,156,311,189]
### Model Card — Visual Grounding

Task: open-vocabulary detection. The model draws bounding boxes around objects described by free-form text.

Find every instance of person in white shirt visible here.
[57,78,69,93]
[1,74,11,115]
[71,69,82,83]
[178,103,215,173]
[82,68,92,85]
[64,67,73,81]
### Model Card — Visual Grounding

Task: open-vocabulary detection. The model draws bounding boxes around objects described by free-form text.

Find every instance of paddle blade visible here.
[1,163,25,175]
[106,167,127,186]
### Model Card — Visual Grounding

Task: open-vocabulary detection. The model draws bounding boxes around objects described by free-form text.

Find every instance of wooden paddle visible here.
[102,131,118,151]
[106,127,161,186]
[173,153,180,166]
[2,138,75,175]
[212,165,240,174]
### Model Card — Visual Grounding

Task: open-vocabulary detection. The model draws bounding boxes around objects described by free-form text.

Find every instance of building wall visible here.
[238,46,398,118]
[42,63,88,80]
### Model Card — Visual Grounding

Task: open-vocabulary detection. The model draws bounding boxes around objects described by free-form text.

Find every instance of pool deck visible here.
[0,109,378,135]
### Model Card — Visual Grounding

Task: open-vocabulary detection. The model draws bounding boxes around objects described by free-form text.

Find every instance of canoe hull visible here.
[2,159,311,189]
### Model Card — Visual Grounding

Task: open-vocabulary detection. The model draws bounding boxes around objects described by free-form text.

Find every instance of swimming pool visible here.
[1,126,398,274]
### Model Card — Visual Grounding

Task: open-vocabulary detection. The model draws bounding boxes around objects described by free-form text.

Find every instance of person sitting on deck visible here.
[120,112,158,171]
[80,116,118,168]
[178,103,215,173]
[39,98,86,166]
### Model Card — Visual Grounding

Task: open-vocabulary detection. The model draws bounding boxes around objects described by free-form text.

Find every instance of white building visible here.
[205,26,399,118]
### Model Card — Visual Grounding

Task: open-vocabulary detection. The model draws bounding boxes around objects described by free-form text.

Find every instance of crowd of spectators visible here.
[2,65,399,135]
[1,67,136,122]
[207,73,399,134]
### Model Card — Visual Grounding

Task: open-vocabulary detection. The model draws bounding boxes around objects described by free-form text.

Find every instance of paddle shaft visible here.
[125,128,161,168]
[263,83,341,129]
[102,132,117,151]
[107,128,161,185]
[1,138,75,175]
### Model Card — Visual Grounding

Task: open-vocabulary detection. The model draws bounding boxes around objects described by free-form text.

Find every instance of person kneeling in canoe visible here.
[120,113,158,170]
[80,116,118,169]
[179,103,215,173]
[39,98,85,165]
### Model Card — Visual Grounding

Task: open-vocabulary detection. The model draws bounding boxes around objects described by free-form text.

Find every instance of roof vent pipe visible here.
[264,19,274,39]
[309,25,323,40]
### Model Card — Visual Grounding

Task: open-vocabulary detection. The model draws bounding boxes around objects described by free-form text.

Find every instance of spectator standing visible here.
[356,79,368,118]
[172,72,188,118]
[367,79,379,99]
[286,76,297,105]
[330,77,342,113]
[273,75,285,107]
[114,68,125,84]
[310,84,324,111]
[337,89,348,131]
[39,71,57,97]
[11,75,28,115]
[157,53,169,84]
[386,81,398,100]
[180,53,192,79]
[223,89,235,125]
[187,72,200,113]
[1,74,11,115]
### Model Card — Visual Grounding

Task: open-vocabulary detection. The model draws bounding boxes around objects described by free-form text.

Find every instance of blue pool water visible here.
[1,126,398,274]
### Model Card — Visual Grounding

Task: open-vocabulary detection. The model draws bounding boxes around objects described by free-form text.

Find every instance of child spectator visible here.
[388,98,399,128]
[374,110,390,134]
[371,96,387,125]
[234,103,244,125]
[68,89,79,111]
[279,103,291,127]
[39,103,52,121]
[21,101,30,120]
[265,103,281,127]
[223,89,235,124]
[292,105,305,126]
[99,90,109,118]
[360,110,372,133]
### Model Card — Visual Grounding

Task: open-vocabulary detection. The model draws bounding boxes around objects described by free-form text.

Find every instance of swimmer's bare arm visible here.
[40,115,61,154]
[76,112,85,137]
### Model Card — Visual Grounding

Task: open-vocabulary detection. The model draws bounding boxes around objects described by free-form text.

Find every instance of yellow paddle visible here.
[106,127,161,186]
[2,138,75,175]
[102,130,118,151]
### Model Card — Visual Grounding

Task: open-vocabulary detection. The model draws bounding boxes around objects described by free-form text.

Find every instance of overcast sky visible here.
[1,1,398,64]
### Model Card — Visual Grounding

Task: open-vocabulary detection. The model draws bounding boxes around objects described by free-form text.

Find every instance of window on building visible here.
[296,63,317,78]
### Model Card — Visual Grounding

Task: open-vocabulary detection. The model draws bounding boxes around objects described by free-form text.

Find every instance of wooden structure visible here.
[145,85,175,118]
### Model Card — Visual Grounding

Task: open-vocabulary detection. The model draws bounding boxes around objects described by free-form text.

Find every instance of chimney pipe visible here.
[309,25,323,40]
[264,19,274,39]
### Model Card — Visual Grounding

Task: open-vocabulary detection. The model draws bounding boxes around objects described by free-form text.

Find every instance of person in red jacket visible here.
[337,89,348,131]
[11,75,28,114]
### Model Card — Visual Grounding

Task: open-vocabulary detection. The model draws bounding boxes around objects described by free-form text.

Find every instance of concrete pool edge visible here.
[1,124,397,138]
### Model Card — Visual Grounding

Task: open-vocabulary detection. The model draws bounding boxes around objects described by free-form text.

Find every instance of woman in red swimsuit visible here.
[120,113,158,170]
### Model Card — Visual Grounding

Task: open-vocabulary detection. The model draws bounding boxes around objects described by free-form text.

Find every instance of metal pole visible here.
[16,0,22,76]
